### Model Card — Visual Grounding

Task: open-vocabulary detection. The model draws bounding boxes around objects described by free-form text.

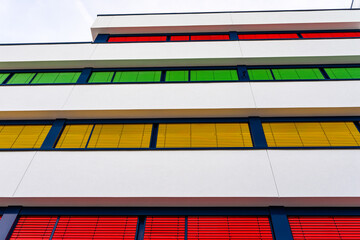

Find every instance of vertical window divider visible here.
[229,31,238,41]
[297,33,304,39]
[94,34,110,43]
[166,35,171,42]
[319,68,330,79]
[2,72,14,85]
[249,117,267,149]
[269,206,294,240]
[160,71,166,83]
[188,70,191,82]
[76,68,92,84]
[237,66,250,81]
[136,216,146,240]
[85,124,96,149]
[40,119,66,150]
[150,123,159,149]
[28,72,38,84]
[270,69,276,81]
[49,216,60,240]
[354,121,360,134]
[184,216,188,240]
[0,206,21,240]
[110,71,116,83]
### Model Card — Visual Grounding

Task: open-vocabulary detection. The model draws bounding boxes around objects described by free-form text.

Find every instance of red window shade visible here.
[52,216,138,240]
[190,35,230,41]
[170,36,190,41]
[238,33,299,40]
[301,32,360,38]
[10,216,57,240]
[289,216,360,240]
[188,216,273,240]
[144,216,185,240]
[108,36,167,42]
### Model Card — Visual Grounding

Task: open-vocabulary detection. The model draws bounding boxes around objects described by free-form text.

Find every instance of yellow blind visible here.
[157,123,253,148]
[0,125,51,149]
[56,124,93,148]
[263,122,360,147]
[87,124,152,148]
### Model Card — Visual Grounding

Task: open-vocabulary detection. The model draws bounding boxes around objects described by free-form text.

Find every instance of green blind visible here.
[88,72,114,83]
[113,71,161,82]
[272,68,324,80]
[190,70,238,81]
[0,73,10,84]
[165,71,189,82]
[7,73,36,84]
[248,69,274,80]
[31,72,81,84]
[325,68,360,79]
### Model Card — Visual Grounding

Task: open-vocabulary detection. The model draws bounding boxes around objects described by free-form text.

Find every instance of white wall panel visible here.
[268,150,360,198]
[0,152,36,197]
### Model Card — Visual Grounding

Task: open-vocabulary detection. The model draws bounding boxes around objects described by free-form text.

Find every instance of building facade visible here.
[0,9,360,239]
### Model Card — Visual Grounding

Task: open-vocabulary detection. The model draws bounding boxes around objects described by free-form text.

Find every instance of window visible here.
[0,73,10,84]
[31,72,81,84]
[301,32,360,38]
[56,124,152,149]
[170,36,190,41]
[289,216,360,240]
[188,216,273,240]
[144,216,185,240]
[190,70,238,81]
[238,33,299,40]
[165,71,189,82]
[10,216,57,240]
[263,122,360,147]
[325,67,360,79]
[0,125,51,149]
[6,73,35,84]
[190,34,230,41]
[88,71,161,83]
[156,123,253,148]
[248,69,274,80]
[108,36,167,42]
[272,68,324,80]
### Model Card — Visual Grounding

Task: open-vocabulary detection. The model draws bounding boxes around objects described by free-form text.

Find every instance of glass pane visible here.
[88,72,114,83]
[0,73,10,84]
[31,72,81,84]
[272,69,324,80]
[190,70,238,81]
[0,125,51,149]
[56,124,93,148]
[248,69,274,80]
[7,73,36,84]
[165,71,189,82]
[325,67,360,79]
[113,71,161,83]
[157,123,252,148]
[87,124,152,148]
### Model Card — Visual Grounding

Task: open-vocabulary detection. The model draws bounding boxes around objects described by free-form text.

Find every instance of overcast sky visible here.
[0,0,358,43]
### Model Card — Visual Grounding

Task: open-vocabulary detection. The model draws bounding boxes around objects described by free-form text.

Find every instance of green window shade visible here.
[88,72,114,83]
[272,68,324,80]
[6,73,36,84]
[113,71,161,83]
[248,69,274,80]
[325,68,360,79]
[165,71,189,82]
[0,73,10,84]
[31,72,81,84]
[190,70,238,81]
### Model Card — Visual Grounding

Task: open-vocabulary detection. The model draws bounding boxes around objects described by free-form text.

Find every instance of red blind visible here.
[52,216,138,240]
[289,216,360,240]
[301,32,360,38]
[144,216,185,240]
[108,36,167,42]
[238,33,299,40]
[188,216,273,240]
[170,36,190,41]
[10,216,57,240]
[190,35,230,41]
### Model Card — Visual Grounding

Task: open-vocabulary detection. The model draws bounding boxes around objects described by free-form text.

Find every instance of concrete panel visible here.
[0,152,36,197]
[251,81,360,109]
[13,151,277,198]
[268,150,360,197]
[62,82,255,111]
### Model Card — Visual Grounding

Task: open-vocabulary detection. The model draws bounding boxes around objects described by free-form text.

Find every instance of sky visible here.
[0,0,358,43]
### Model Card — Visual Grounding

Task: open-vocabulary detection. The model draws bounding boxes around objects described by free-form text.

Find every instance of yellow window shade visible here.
[157,123,252,148]
[87,124,152,148]
[263,122,360,147]
[0,125,51,149]
[56,124,93,148]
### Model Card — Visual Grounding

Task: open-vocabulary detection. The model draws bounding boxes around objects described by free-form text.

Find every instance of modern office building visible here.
[0,8,360,240]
